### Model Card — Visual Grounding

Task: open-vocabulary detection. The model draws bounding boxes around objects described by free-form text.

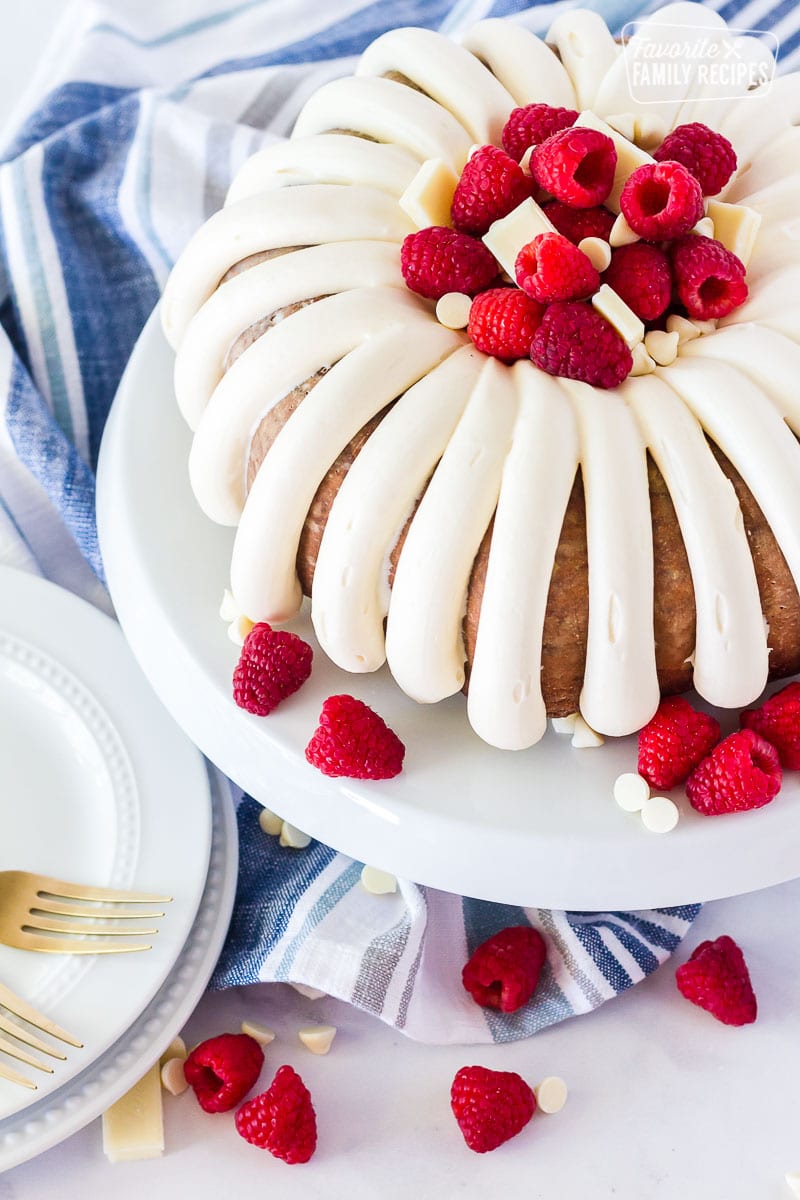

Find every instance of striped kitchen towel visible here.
[1,0,793,1041]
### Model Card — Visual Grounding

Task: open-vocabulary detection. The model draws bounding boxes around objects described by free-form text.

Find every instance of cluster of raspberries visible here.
[400,107,745,389]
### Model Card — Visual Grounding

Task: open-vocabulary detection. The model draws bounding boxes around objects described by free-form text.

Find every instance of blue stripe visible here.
[1,83,132,165]
[567,919,634,990]
[88,0,283,49]
[273,860,363,981]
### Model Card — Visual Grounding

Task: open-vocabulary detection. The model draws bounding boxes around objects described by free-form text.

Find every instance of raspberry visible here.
[530,300,632,388]
[602,242,672,322]
[542,201,615,245]
[235,1065,317,1163]
[620,160,704,239]
[450,145,532,236]
[450,1066,536,1153]
[654,122,737,196]
[530,127,617,208]
[184,1033,264,1113]
[741,682,800,769]
[468,287,544,362]
[233,622,313,716]
[501,103,578,161]
[462,925,547,1013]
[400,226,498,301]
[686,728,782,816]
[671,234,748,320]
[675,935,757,1026]
[305,694,405,779]
[515,233,600,303]
[637,697,720,790]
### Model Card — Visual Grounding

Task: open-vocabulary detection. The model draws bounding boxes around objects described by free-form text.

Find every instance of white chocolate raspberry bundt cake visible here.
[161,3,800,751]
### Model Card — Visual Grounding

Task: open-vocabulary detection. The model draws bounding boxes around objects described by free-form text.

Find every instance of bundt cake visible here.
[161,2,800,750]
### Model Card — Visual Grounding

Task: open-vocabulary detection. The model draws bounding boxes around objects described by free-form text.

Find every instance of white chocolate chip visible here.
[535,1076,568,1114]
[785,1172,800,1197]
[227,614,254,646]
[691,216,714,239]
[280,821,311,849]
[160,1057,188,1097]
[219,588,239,622]
[571,715,604,748]
[399,157,458,229]
[666,314,702,344]
[641,795,680,834]
[689,318,717,336]
[644,329,680,367]
[159,1036,187,1066]
[258,807,284,837]
[634,114,667,152]
[630,342,656,376]
[435,292,472,330]
[360,865,398,895]
[609,211,640,248]
[551,713,578,734]
[613,772,650,813]
[241,1019,276,1046]
[592,283,645,347]
[578,236,612,273]
[291,984,327,1000]
[606,112,636,141]
[298,1024,337,1055]
[482,198,557,278]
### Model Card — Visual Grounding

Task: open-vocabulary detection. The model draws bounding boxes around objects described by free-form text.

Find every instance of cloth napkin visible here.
[1,0,792,1043]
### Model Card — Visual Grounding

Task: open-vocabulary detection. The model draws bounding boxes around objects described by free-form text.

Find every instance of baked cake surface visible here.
[162,3,800,750]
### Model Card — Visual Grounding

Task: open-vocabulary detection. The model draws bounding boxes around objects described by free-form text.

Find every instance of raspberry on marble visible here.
[450,1065,536,1153]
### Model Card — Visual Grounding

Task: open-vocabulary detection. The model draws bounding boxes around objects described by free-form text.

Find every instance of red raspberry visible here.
[462,925,546,1013]
[671,234,748,320]
[235,1065,317,1164]
[400,226,498,300]
[741,682,800,769]
[602,242,672,322]
[305,694,405,780]
[637,697,720,790]
[467,287,544,363]
[515,232,600,303]
[654,122,737,196]
[450,145,532,236]
[620,160,704,239]
[233,622,313,716]
[542,201,615,245]
[450,1065,536,1153]
[501,103,578,161]
[530,127,617,208]
[686,728,782,815]
[675,935,757,1026]
[530,300,632,389]
[184,1033,264,1113]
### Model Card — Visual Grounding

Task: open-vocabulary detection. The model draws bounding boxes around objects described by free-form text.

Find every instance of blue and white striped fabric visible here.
[2,0,794,1042]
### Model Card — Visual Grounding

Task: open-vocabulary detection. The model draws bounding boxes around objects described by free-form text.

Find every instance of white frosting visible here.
[356,27,516,146]
[546,10,619,112]
[681,324,800,432]
[724,129,800,204]
[719,265,800,342]
[718,74,800,180]
[459,19,577,109]
[467,368,579,749]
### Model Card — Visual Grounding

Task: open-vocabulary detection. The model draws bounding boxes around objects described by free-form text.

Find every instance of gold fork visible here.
[0,980,82,1089]
[0,871,172,955]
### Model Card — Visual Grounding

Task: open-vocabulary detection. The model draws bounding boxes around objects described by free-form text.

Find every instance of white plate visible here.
[0,764,237,1172]
[0,566,210,1120]
[96,310,800,910]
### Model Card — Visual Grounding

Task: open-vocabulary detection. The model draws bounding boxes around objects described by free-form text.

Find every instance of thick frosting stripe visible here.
[546,10,619,113]
[724,129,800,203]
[681,325,800,431]
[719,265,800,342]
[459,19,576,110]
[718,74,800,175]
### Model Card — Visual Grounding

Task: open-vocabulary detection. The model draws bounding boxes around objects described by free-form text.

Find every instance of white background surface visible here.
[3,6,800,1198]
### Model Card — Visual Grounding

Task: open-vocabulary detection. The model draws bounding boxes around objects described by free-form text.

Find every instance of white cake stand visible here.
[96,309,800,910]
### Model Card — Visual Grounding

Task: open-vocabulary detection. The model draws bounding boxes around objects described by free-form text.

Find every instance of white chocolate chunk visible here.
[160,1057,188,1097]
[641,795,680,834]
[592,284,645,347]
[220,588,239,622]
[630,342,656,376]
[606,112,635,141]
[227,614,254,646]
[280,821,311,849]
[609,212,640,248]
[574,111,655,211]
[690,318,717,336]
[706,200,762,268]
[482,198,557,278]
[666,314,702,344]
[571,715,604,748]
[159,1036,187,1066]
[102,1064,164,1163]
[399,157,458,229]
[578,236,611,272]
[644,329,680,367]
[241,1019,276,1046]
[614,772,650,813]
[634,115,667,152]
[360,865,398,894]
[691,216,714,239]
[291,983,326,1000]
[298,1024,337,1055]
[436,292,472,330]
[535,1076,568,1114]
[785,1171,800,1197]
[258,806,284,837]
[551,713,578,734]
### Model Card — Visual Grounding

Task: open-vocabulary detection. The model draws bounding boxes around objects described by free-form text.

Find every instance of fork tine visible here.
[0,983,83,1047]
[0,1060,36,1090]
[0,1035,53,1074]
[32,900,166,920]
[34,875,172,905]
[26,918,159,937]
[0,1014,67,1060]
[15,932,152,955]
